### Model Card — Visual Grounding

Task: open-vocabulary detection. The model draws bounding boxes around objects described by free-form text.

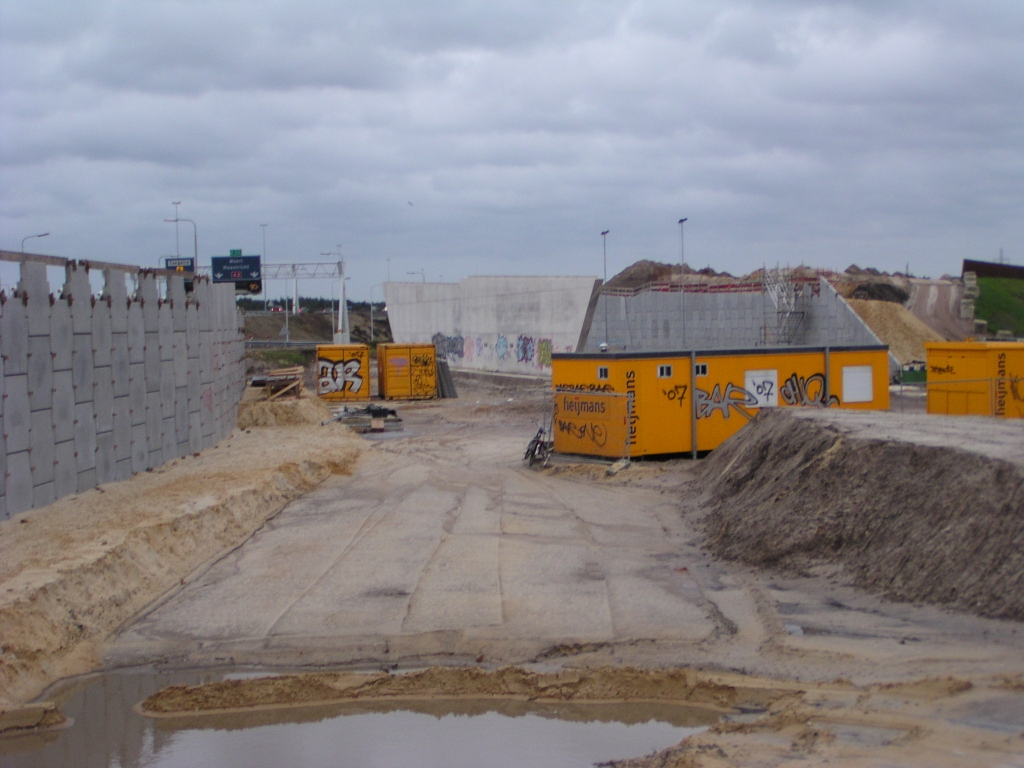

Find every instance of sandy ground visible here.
[0,392,360,718]
[2,373,1023,766]
[847,298,945,364]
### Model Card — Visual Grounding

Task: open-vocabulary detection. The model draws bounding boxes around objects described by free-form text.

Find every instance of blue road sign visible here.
[211,255,261,283]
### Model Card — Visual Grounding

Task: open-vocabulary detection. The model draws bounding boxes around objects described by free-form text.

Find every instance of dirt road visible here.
[103,378,1024,749]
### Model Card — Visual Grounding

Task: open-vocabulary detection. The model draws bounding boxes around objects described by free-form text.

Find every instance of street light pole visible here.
[260,224,268,311]
[172,202,181,256]
[678,218,688,348]
[21,232,49,252]
[406,270,425,282]
[164,217,197,267]
[601,230,610,344]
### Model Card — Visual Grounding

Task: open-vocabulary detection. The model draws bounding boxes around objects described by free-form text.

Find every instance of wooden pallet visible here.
[263,366,304,400]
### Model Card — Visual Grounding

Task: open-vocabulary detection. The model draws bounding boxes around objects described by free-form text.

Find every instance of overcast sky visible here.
[1,0,1022,298]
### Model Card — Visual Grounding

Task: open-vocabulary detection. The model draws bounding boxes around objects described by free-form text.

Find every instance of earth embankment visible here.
[700,409,1024,620]
[0,405,360,711]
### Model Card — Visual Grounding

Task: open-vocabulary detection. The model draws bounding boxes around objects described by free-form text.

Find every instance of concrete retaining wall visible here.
[0,254,246,518]
[586,278,882,353]
[384,276,600,375]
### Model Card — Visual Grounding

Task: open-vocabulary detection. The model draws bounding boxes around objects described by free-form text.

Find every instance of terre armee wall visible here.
[1,253,246,518]
[384,276,600,376]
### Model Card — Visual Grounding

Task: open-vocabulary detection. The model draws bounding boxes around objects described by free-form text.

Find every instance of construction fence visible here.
[0,252,246,518]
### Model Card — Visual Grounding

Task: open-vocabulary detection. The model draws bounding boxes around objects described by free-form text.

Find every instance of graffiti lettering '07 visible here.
[318,358,364,395]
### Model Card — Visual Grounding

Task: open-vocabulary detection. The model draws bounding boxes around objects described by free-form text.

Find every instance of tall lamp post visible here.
[678,218,688,347]
[171,202,181,256]
[21,232,49,252]
[164,216,197,265]
[260,223,268,311]
[601,230,610,344]
[406,270,425,282]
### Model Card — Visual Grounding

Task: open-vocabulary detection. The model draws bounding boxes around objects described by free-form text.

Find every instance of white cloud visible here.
[1,0,1022,296]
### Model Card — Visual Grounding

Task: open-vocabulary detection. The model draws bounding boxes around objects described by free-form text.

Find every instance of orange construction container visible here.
[551,345,890,458]
[925,341,1024,418]
[378,343,438,400]
[316,344,371,402]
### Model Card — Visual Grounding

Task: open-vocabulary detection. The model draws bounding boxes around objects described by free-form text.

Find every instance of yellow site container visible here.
[378,343,438,400]
[925,341,1024,418]
[551,345,890,458]
[316,344,371,402]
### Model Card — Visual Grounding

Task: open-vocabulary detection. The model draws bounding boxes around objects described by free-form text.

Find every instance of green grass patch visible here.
[975,277,1024,337]
[246,349,315,368]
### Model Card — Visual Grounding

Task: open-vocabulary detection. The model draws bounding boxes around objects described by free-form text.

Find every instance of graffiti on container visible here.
[1011,377,1023,403]
[431,332,464,360]
[516,335,535,364]
[556,383,615,393]
[929,364,955,375]
[555,419,608,447]
[318,357,364,395]
[779,372,839,408]
[696,383,756,420]
[476,337,485,358]
[662,384,688,407]
[537,338,553,367]
[463,336,474,362]
[495,334,509,360]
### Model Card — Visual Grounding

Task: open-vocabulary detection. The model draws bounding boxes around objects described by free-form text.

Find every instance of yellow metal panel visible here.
[378,343,437,400]
[316,344,371,402]
[553,347,890,458]
[925,341,1024,418]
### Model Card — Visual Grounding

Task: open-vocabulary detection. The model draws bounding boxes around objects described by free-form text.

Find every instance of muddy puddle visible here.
[0,669,717,768]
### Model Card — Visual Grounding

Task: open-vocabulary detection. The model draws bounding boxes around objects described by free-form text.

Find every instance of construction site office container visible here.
[316,344,371,402]
[551,345,890,458]
[924,341,1024,418]
[378,343,438,400]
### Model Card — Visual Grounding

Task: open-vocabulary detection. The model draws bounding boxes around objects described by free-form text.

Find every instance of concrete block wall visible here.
[586,278,881,352]
[385,276,601,375]
[0,256,245,518]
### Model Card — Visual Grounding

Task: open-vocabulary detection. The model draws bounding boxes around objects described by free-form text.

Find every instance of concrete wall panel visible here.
[74,401,96,473]
[160,361,175,419]
[127,303,145,363]
[50,300,73,372]
[53,439,77,499]
[104,270,129,334]
[27,335,53,411]
[72,333,94,405]
[92,301,112,367]
[95,431,115,485]
[52,370,75,443]
[128,363,146,425]
[3,374,30,453]
[0,297,28,375]
[6,451,32,515]
[111,333,129,397]
[145,390,161,460]
[161,417,176,462]
[64,264,93,335]
[29,408,55,486]
[19,262,50,336]
[112,396,131,461]
[130,423,148,474]
[93,369,113,433]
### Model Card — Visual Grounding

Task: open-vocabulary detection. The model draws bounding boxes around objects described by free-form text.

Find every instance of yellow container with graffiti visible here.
[551,345,889,457]
[378,343,438,400]
[925,342,1024,418]
[316,344,371,402]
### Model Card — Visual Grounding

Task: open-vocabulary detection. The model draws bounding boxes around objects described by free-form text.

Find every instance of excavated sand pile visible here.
[847,298,945,363]
[700,410,1024,620]
[237,391,334,428]
[0,423,360,711]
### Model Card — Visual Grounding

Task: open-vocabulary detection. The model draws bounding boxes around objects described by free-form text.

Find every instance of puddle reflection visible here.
[0,670,716,768]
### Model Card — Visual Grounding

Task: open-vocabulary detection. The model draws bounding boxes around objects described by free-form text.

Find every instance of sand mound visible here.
[0,425,360,709]
[139,666,786,716]
[237,394,334,428]
[699,410,1024,620]
[847,299,944,364]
